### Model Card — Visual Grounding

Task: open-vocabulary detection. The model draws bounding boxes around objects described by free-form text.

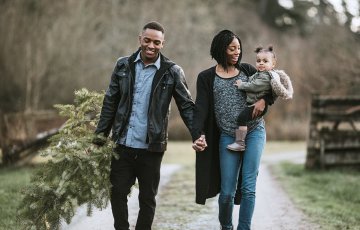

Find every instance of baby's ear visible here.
[273,59,277,67]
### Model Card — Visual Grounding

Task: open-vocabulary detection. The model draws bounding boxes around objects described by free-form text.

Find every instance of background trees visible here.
[0,0,359,140]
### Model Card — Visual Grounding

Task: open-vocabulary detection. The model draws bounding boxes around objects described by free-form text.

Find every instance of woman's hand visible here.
[192,135,207,152]
[252,99,266,118]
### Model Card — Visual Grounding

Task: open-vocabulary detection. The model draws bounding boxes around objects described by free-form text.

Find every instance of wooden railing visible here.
[0,110,65,165]
[305,95,360,169]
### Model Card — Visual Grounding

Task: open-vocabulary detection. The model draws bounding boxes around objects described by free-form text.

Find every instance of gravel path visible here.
[249,150,320,229]
[183,150,320,230]
[61,150,319,230]
[60,164,182,230]
[250,164,318,230]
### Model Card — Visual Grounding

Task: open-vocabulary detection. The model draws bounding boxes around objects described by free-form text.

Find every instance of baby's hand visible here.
[234,80,242,88]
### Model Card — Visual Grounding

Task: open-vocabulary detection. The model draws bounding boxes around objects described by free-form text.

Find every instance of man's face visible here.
[139,28,164,64]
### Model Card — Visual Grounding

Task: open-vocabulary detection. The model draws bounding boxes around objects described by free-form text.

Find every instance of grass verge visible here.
[271,162,360,230]
[0,166,36,230]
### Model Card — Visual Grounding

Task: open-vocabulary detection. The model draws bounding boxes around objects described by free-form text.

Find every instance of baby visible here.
[227,45,293,151]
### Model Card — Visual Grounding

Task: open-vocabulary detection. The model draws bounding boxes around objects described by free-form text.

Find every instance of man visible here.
[93,21,194,230]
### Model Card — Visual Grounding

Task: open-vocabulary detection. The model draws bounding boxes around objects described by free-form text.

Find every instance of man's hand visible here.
[92,133,107,146]
[192,135,207,152]
[252,99,266,119]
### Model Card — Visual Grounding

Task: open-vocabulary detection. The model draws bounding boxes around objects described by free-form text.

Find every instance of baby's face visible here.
[255,52,276,72]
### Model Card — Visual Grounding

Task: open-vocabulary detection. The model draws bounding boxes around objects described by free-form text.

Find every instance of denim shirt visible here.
[118,52,160,148]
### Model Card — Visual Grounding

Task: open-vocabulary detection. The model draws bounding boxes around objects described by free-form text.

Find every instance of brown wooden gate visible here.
[0,110,65,165]
[306,95,360,169]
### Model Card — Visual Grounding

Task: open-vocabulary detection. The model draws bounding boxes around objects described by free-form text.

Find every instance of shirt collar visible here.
[134,52,161,70]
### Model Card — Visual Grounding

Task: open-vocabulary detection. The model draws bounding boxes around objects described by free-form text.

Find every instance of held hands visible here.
[192,135,207,152]
[234,80,242,88]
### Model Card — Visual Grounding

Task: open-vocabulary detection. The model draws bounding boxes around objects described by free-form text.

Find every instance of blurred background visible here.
[0,0,359,141]
[0,1,360,229]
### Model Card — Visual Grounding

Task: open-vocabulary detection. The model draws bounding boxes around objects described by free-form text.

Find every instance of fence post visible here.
[305,94,360,169]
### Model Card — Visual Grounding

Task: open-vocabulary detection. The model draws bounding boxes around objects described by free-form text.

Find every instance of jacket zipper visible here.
[116,61,133,138]
[146,71,168,143]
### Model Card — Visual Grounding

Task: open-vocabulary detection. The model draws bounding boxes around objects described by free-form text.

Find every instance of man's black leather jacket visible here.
[95,49,194,152]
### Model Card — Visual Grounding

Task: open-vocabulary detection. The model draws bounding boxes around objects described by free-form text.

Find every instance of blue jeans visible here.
[218,123,266,230]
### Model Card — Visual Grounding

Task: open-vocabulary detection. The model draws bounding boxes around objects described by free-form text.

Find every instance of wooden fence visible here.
[0,110,65,165]
[305,95,360,169]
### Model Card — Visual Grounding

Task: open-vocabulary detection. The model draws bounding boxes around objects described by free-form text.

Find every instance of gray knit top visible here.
[213,72,263,137]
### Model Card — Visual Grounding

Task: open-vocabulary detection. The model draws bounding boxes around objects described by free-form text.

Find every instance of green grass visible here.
[271,162,360,230]
[264,140,306,154]
[0,166,36,230]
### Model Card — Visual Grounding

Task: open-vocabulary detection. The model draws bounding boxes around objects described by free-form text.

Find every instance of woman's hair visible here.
[254,45,276,59]
[210,30,242,71]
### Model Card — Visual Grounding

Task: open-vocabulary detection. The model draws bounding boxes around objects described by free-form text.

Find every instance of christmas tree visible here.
[18,89,116,230]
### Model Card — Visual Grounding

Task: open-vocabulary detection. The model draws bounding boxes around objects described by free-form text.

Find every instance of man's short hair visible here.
[143,21,165,34]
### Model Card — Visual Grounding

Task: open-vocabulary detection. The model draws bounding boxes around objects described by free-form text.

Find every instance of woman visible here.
[192,30,273,230]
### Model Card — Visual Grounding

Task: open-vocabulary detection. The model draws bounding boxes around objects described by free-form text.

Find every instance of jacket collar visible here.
[127,48,176,107]
[128,48,174,71]
[133,51,161,70]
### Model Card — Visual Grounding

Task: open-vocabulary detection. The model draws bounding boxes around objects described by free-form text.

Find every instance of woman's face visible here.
[226,38,241,66]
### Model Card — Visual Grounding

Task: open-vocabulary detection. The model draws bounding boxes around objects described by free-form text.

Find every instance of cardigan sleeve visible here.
[191,71,211,141]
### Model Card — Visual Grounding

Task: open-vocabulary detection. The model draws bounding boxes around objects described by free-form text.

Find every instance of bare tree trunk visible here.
[25,42,33,112]
[259,0,269,16]
[0,111,5,150]
[342,0,353,29]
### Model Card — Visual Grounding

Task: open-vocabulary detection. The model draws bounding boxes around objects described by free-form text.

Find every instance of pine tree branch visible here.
[17,89,115,230]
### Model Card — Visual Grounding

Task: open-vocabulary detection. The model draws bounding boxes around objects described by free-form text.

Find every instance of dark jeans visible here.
[110,145,164,230]
[237,104,268,126]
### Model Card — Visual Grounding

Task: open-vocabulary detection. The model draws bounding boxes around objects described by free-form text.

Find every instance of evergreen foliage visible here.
[17,89,115,230]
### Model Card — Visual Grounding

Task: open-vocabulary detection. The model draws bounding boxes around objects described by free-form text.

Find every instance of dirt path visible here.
[61,150,319,230]
[183,150,320,230]
[60,164,182,230]
[249,151,320,229]
[250,164,318,230]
